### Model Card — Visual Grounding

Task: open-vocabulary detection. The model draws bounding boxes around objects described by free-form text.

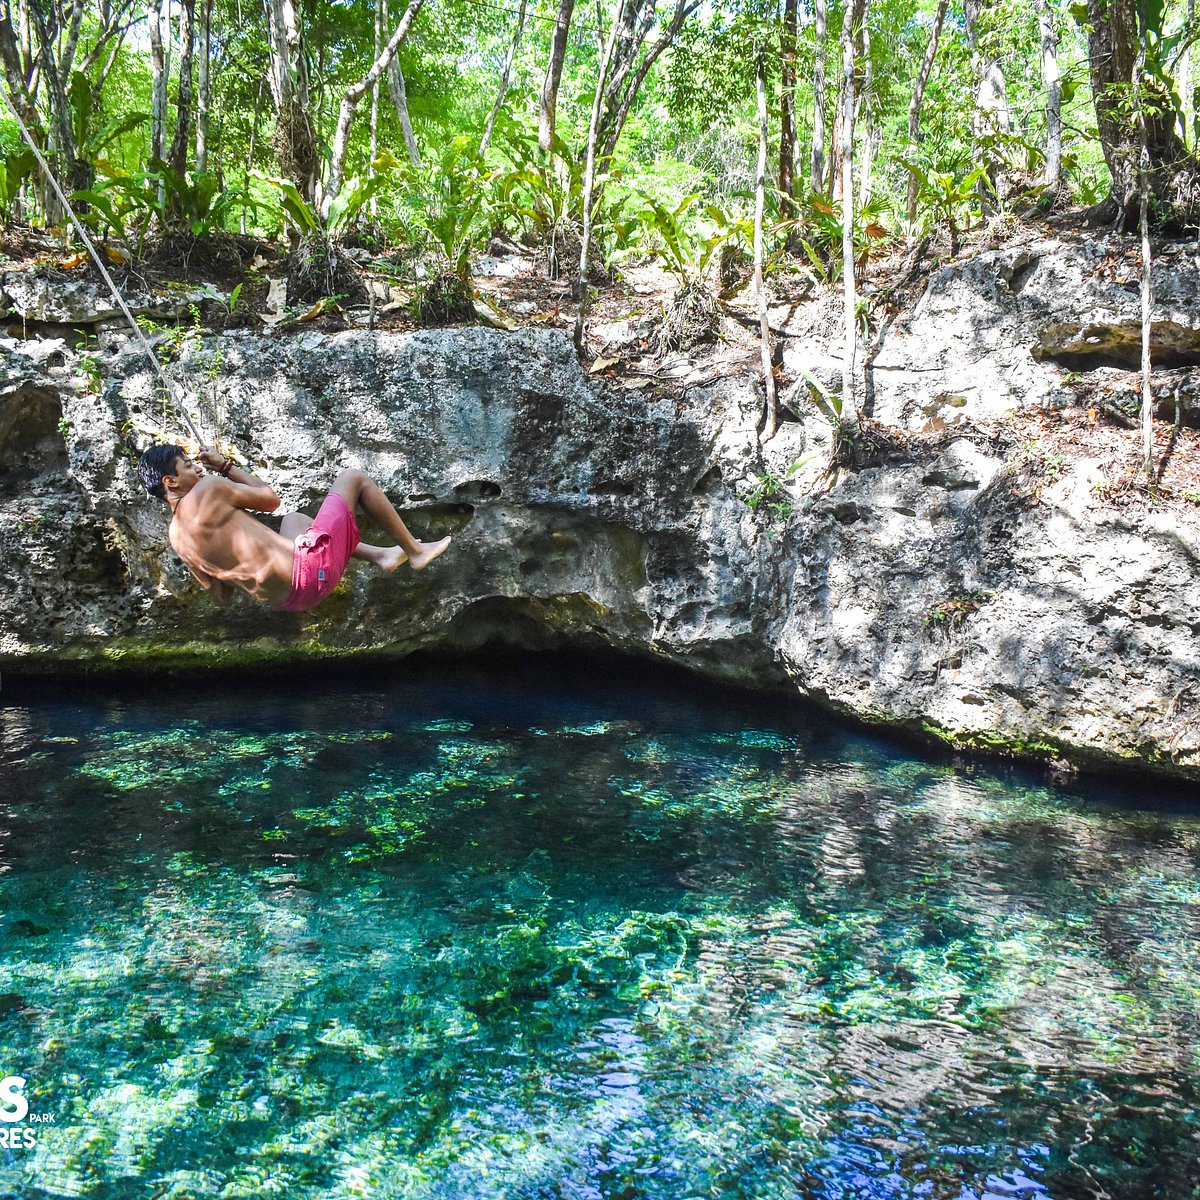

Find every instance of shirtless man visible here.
[136,443,451,612]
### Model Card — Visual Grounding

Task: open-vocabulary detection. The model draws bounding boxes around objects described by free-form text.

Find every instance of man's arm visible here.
[197,447,280,513]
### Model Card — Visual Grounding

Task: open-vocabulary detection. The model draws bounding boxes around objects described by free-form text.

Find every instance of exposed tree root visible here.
[286,235,364,306]
[413,272,476,326]
[653,280,721,355]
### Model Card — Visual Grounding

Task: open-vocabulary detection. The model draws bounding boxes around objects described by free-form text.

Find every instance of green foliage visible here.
[72,171,157,253]
[925,590,996,631]
[270,162,391,241]
[783,191,891,286]
[496,128,588,278]
[634,193,750,287]
[68,70,149,164]
[75,157,253,250]
[146,158,252,235]
[401,137,495,283]
[0,150,35,219]
[900,160,990,250]
[742,455,818,516]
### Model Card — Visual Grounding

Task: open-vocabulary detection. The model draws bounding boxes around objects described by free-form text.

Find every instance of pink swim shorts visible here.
[275,492,360,613]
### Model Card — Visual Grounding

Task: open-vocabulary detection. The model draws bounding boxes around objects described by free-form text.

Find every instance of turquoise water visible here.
[0,661,1198,1199]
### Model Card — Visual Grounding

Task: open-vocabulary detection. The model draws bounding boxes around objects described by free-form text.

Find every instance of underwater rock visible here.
[0,313,1197,783]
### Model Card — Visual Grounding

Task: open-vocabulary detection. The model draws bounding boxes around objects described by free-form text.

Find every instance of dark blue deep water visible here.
[0,660,1197,1199]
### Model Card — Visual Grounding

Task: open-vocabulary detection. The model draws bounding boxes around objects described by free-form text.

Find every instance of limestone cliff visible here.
[2,237,1198,782]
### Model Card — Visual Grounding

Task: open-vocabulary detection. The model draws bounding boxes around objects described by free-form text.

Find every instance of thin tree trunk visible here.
[387,53,421,166]
[1137,35,1153,478]
[597,0,699,162]
[370,0,382,214]
[324,0,424,217]
[540,0,576,151]
[839,0,860,427]
[811,0,828,192]
[1185,0,1195,147]
[905,0,948,227]
[573,1,623,353]
[756,52,777,438]
[858,12,874,202]
[148,0,168,163]
[1034,0,1061,189]
[266,0,319,201]
[195,0,212,172]
[779,0,798,217]
[480,0,527,154]
[241,76,265,234]
[167,0,196,176]
[26,0,83,196]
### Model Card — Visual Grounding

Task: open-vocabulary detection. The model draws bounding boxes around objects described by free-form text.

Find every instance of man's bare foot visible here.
[377,545,409,573]
[407,536,452,570]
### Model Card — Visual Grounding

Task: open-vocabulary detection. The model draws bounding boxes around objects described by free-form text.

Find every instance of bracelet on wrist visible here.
[218,460,233,477]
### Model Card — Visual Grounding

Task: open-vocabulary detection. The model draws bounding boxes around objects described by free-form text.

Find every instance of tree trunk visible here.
[148,0,168,163]
[195,0,212,172]
[387,53,421,166]
[573,0,623,353]
[779,0,798,218]
[1137,34,1154,478]
[1184,0,1195,148]
[167,0,196,177]
[976,57,1011,210]
[962,0,1011,212]
[756,51,777,438]
[242,77,265,234]
[596,0,699,163]
[266,0,319,202]
[1034,0,1061,190]
[829,0,864,200]
[1086,0,1192,227]
[540,0,576,151]
[905,0,949,226]
[839,0,861,428]
[857,8,874,202]
[324,0,424,216]
[26,0,83,203]
[370,0,382,213]
[480,0,528,154]
[810,0,828,193]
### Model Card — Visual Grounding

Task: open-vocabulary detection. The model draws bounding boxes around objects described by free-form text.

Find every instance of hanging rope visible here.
[0,88,208,446]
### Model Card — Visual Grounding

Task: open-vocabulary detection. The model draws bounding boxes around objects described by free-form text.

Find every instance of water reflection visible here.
[0,670,1197,1198]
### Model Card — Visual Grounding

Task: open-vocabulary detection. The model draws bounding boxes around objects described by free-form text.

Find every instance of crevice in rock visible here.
[1006,254,1040,294]
[454,480,502,500]
[0,388,68,493]
[1034,320,1200,369]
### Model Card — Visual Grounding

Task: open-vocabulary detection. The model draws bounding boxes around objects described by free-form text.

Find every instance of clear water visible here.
[0,660,1198,1200]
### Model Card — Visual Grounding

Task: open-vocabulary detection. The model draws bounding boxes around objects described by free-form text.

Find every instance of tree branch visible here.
[323,0,424,215]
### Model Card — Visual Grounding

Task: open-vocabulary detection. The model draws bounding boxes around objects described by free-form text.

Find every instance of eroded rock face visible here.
[0,267,225,327]
[783,234,1200,431]
[1,320,1198,783]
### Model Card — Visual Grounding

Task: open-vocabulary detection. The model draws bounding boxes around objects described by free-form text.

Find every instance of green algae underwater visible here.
[0,660,1198,1199]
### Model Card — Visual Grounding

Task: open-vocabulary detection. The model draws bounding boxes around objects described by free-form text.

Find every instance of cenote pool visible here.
[0,659,1198,1199]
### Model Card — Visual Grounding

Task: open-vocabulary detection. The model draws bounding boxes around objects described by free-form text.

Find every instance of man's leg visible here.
[330,469,451,571]
[280,512,311,540]
[283,509,400,569]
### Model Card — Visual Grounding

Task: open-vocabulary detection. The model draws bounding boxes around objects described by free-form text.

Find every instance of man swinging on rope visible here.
[137,444,451,611]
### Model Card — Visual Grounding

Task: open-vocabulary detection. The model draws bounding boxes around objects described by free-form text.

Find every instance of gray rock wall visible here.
[2,291,1198,782]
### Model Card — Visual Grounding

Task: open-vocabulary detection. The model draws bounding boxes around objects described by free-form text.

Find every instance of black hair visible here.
[137,443,185,501]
